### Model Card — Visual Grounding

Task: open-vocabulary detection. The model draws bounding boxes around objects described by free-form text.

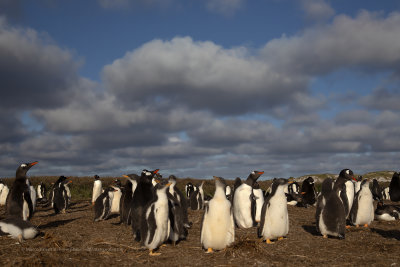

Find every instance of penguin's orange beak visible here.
[29,161,38,167]
[301,192,306,195]
[122,175,129,178]
[352,177,357,182]
[154,169,159,174]
[68,180,72,184]
[258,171,264,175]
[166,182,172,187]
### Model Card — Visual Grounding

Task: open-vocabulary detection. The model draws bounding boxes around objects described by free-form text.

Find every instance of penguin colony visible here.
[1,163,400,255]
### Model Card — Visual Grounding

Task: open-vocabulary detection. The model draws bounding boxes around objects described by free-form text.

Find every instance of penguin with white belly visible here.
[92,175,102,206]
[167,176,190,237]
[36,182,47,204]
[201,176,235,253]
[258,178,290,244]
[317,178,346,239]
[381,187,390,200]
[94,187,117,222]
[233,171,264,229]
[374,201,400,221]
[190,182,204,210]
[354,176,362,193]
[6,162,38,220]
[185,182,194,198]
[110,180,122,214]
[335,169,356,219]
[253,182,264,224]
[284,181,301,206]
[141,180,172,256]
[349,179,374,227]
[0,217,39,242]
[0,184,9,206]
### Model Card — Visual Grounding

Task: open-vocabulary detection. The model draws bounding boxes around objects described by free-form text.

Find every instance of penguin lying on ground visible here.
[6,162,38,221]
[92,175,102,206]
[94,187,117,222]
[389,172,400,202]
[374,201,400,221]
[258,178,290,244]
[141,180,171,256]
[300,177,317,207]
[233,171,264,229]
[349,179,374,227]
[317,178,346,239]
[284,181,302,206]
[201,176,235,253]
[0,217,39,243]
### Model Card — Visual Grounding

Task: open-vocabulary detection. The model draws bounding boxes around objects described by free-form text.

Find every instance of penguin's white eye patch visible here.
[346,170,349,174]
[21,164,27,168]
[251,171,255,175]
[145,171,152,176]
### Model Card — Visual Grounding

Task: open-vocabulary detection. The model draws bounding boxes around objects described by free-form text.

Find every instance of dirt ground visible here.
[0,199,399,266]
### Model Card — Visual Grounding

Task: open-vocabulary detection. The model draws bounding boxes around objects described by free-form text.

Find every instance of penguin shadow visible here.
[371,228,400,241]
[302,224,320,236]
[39,217,82,230]
[106,214,119,220]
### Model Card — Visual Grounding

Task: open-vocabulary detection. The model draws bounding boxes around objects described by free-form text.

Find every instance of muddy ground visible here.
[0,199,399,266]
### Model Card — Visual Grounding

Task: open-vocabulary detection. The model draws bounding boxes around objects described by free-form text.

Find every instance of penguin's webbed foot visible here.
[17,234,23,243]
[278,237,284,241]
[206,248,213,253]
[149,249,161,256]
[266,239,274,244]
[322,235,328,239]
[363,224,369,228]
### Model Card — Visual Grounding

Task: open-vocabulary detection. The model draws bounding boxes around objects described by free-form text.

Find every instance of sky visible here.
[0,0,400,180]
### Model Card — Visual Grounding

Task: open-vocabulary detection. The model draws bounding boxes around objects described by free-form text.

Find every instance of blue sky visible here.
[1,0,400,179]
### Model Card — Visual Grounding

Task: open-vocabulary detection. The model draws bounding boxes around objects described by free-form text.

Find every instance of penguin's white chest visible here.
[253,189,264,222]
[262,194,289,239]
[111,189,121,213]
[146,196,169,249]
[233,184,253,228]
[92,181,102,202]
[345,181,355,213]
[354,190,374,225]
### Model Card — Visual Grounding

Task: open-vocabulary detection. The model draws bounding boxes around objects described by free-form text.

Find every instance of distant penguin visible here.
[53,176,71,214]
[120,174,138,224]
[0,217,39,242]
[201,176,235,253]
[36,182,47,204]
[48,183,55,208]
[354,176,362,193]
[315,178,334,233]
[389,172,400,202]
[29,184,36,212]
[6,162,38,220]
[253,182,264,223]
[185,182,194,198]
[374,201,399,221]
[284,181,301,206]
[317,178,346,239]
[258,178,290,243]
[300,177,317,207]
[381,187,390,200]
[141,180,171,256]
[110,181,122,214]
[131,169,159,242]
[335,169,356,219]
[0,184,9,206]
[371,179,382,201]
[92,175,102,205]
[198,181,205,209]
[233,171,264,229]
[225,185,232,201]
[168,175,190,228]
[94,187,116,221]
[190,182,204,210]
[349,179,374,227]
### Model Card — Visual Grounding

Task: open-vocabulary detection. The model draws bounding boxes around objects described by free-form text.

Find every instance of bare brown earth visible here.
[0,199,400,266]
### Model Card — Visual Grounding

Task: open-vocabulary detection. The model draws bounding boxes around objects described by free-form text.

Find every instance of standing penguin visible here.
[6,162,38,220]
[0,183,9,206]
[110,180,122,214]
[120,174,139,225]
[201,176,235,253]
[0,217,39,242]
[300,177,317,207]
[225,185,232,201]
[335,169,356,219]
[168,175,190,228]
[389,172,400,202]
[190,182,204,210]
[94,187,116,222]
[317,178,346,239]
[92,175,102,206]
[131,169,159,242]
[381,187,390,200]
[374,201,399,221]
[185,182,194,198]
[36,182,47,204]
[233,171,264,229]
[53,176,71,214]
[258,178,290,244]
[371,179,382,201]
[349,179,374,227]
[253,182,264,224]
[141,180,171,256]
[354,176,363,193]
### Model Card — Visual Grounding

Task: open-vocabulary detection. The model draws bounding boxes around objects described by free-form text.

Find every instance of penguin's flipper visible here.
[258,201,268,238]
[23,190,34,220]
[250,192,257,227]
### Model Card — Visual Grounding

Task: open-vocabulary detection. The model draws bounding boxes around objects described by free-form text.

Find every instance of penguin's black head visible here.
[16,161,38,178]
[245,171,264,186]
[306,177,314,184]
[141,169,159,180]
[253,181,260,190]
[339,169,355,181]
[360,179,369,188]
[113,179,122,188]
[213,176,227,188]
[357,175,363,182]
[168,175,177,185]
[321,178,334,196]
[274,178,288,186]
[154,179,171,190]
[94,175,100,180]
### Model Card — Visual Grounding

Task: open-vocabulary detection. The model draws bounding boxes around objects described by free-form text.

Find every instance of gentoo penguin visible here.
[0,184,9,206]
[253,182,264,224]
[141,180,171,256]
[94,187,116,222]
[6,161,38,220]
[189,182,205,210]
[120,174,139,224]
[284,181,301,206]
[389,172,400,202]
[185,182,194,198]
[92,175,102,205]
[315,178,334,233]
[131,169,159,242]
[300,177,317,207]
[381,187,390,200]
[258,178,290,243]
[110,180,122,214]
[0,180,4,198]
[317,178,346,239]
[371,179,382,201]
[0,217,39,242]
[29,184,36,212]
[374,201,399,221]
[201,176,235,253]
[349,179,374,227]
[36,182,47,204]
[354,176,363,193]
[225,185,232,201]
[167,175,190,233]
[335,169,355,219]
[52,176,71,214]
[233,171,264,229]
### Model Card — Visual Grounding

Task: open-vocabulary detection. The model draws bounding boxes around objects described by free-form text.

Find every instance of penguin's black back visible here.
[6,178,33,220]
[301,177,317,206]
[323,183,346,238]
[120,180,133,224]
[315,178,334,233]
[53,182,68,214]
[167,191,188,242]
[389,172,400,202]
[371,179,382,201]
[189,188,201,210]
[94,188,112,221]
